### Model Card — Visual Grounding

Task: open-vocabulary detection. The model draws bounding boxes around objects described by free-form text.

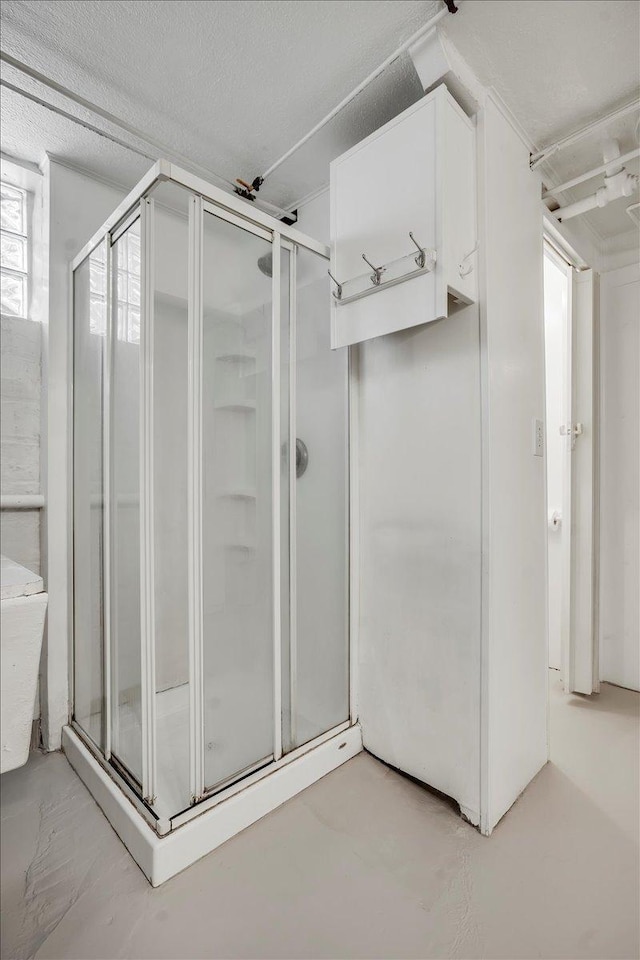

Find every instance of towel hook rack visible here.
[329,231,437,307]
[327,269,343,300]
[362,253,384,286]
[408,232,426,269]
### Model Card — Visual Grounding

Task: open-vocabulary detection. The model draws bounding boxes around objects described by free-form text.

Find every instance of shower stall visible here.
[66,161,360,885]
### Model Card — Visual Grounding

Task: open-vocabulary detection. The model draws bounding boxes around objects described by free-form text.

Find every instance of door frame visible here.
[543,218,599,695]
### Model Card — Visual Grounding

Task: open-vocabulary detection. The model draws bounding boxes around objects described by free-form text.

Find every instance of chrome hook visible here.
[362,253,384,285]
[409,232,426,269]
[327,269,343,300]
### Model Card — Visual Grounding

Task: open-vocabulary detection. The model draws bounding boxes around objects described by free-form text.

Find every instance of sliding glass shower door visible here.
[201,210,279,791]
[110,216,144,784]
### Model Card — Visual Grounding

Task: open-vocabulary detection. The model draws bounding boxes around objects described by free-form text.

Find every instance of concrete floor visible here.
[1,673,639,960]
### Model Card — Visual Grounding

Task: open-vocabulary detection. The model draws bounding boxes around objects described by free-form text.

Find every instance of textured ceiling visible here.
[443,0,639,150]
[1,0,639,242]
[441,0,640,242]
[0,0,433,206]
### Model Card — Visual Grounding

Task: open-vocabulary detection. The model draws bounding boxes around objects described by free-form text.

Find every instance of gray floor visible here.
[1,673,639,960]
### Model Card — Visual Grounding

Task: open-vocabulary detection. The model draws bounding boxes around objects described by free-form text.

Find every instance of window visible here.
[86,221,140,341]
[89,242,107,337]
[0,181,29,319]
[115,224,141,343]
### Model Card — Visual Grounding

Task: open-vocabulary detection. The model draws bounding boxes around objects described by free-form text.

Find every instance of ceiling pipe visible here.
[530,97,640,169]
[542,147,640,199]
[553,139,638,222]
[250,0,458,190]
[603,137,624,176]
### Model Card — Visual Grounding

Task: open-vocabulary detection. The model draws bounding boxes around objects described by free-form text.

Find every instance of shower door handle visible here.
[295,438,309,478]
[281,438,309,478]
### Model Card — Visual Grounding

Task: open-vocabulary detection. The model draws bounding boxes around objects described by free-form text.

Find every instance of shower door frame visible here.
[68,160,360,856]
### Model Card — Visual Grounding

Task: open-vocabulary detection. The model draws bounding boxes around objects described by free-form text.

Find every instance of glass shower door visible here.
[287,247,349,749]
[110,217,143,784]
[72,240,107,749]
[201,210,278,791]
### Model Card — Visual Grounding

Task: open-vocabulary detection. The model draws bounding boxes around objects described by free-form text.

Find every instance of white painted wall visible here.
[478,95,548,833]
[41,158,129,750]
[599,262,640,691]
[295,189,330,245]
[356,306,482,822]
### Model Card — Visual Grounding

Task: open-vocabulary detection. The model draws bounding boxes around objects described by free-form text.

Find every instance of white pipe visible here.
[0,54,291,221]
[554,170,639,222]
[260,1,453,182]
[542,148,640,199]
[553,194,600,222]
[531,97,640,169]
[0,494,44,510]
[602,138,623,177]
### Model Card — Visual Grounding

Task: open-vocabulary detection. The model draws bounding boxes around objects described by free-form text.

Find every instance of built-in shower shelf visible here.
[215,353,256,364]
[214,400,256,412]
[213,535,256,551]
[224,542,256,553]
[217,489,256,501]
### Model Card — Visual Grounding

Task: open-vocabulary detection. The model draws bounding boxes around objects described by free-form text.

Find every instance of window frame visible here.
[0,179,30,321]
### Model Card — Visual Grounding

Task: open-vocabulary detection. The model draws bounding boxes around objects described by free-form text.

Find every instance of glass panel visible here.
[279,248,293,752]
[1,270,26,317]
[111,217,143,784]
[202,212,275,791]
[116,228,141,343]
[73,242,107,748]
[148,183,191,814]
[290,247,349,748]
[0,182,25,234]
[0,233,27,271]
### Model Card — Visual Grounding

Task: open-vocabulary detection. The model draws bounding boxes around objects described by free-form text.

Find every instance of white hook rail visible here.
[330,235,436,307]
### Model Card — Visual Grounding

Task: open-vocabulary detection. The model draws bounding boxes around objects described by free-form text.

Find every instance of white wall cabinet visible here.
[330,84,476,349]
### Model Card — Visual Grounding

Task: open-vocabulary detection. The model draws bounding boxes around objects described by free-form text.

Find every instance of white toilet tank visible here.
[1,555,48,774]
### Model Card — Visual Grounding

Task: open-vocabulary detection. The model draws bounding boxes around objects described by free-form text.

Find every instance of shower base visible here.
[62,720,362,885]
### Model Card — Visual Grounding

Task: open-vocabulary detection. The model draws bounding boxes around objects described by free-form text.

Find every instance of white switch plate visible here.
[533,418,544,457]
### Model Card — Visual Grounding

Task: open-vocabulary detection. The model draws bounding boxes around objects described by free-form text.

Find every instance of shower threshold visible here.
[62,721,362,886]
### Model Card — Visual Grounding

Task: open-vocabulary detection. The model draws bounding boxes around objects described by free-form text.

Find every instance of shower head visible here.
[257,252,273,277]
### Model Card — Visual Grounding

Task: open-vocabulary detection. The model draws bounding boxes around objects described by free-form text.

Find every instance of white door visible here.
[544,248,570,671]
[561,266,598,695]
